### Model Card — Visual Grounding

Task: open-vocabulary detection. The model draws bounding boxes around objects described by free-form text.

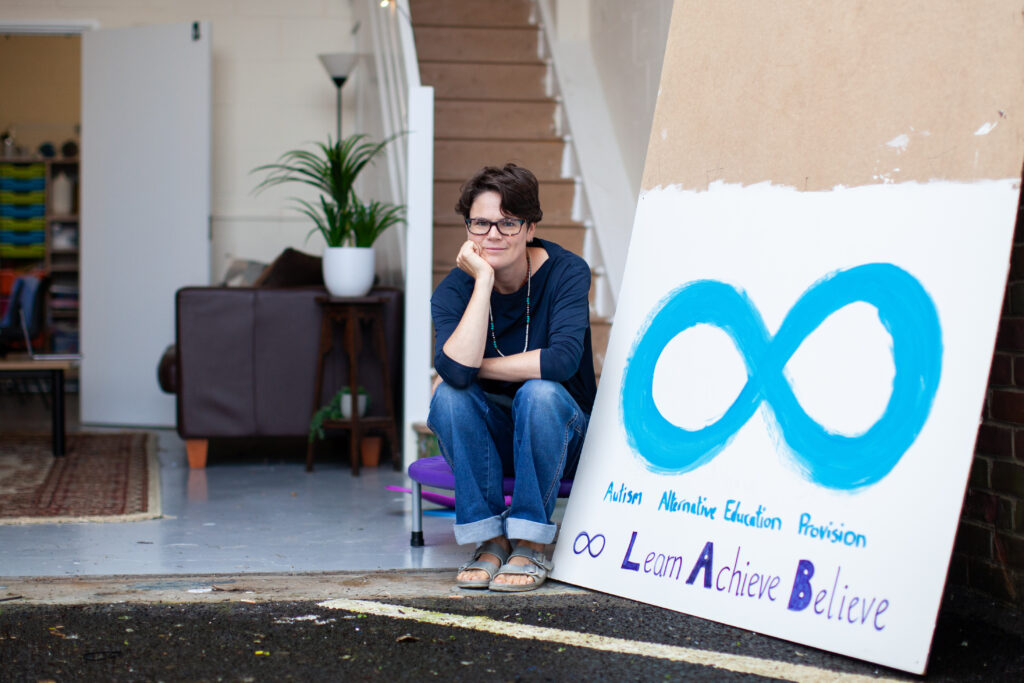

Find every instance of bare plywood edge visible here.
[643,0,1024,191]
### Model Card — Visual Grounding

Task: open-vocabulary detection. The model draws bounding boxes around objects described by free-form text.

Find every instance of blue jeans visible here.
[427,379,588,545]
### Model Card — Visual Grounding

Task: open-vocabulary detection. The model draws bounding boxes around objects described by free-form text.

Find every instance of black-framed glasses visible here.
[465,217,526,236]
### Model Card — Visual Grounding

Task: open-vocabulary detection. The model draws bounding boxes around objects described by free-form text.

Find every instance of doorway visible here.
[0,33,82,356]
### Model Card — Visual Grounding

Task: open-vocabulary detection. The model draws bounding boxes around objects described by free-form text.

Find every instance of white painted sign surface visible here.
[552,179,1019,674]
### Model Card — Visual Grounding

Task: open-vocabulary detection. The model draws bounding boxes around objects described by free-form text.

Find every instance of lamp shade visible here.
[318,52,358,87]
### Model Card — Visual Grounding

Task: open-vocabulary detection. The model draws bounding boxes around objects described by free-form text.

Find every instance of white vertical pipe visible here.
[361,0,437,462]
[402,85,435,471]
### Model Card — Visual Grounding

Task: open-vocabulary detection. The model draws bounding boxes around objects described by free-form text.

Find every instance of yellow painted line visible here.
[319,598,904,682]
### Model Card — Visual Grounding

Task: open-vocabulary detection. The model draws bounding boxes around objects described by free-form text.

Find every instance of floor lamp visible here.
[318,52,358,142]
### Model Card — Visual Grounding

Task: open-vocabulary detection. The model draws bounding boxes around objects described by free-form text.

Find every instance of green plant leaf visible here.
[308,386,372,441]
[252,133,405,248]
[349,200,405,248]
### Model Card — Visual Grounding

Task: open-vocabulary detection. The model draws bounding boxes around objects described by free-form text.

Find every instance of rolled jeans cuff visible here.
[506,517,557,545]
[453,514,505,545]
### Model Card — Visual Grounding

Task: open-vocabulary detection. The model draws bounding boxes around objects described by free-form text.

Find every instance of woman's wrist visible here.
[474,269,495,290]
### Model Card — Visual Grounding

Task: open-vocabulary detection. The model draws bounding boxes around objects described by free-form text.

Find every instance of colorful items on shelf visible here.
[0,163,45,179]
[49,283,79,311]
[50,320,79,353]
[0,163,46,259]
[51,223,78,251]
[0,160,80,354]
[0,176,45,192]
[0,266,45,323]
[50,172,74,215]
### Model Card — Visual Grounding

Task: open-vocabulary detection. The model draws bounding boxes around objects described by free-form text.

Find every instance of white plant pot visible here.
[340,390,369,420]
[323,246,375,297]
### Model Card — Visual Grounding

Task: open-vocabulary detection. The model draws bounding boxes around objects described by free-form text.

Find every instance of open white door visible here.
[81,22,210,426]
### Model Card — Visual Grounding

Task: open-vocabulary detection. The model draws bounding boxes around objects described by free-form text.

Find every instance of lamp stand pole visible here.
[333,76,347,142]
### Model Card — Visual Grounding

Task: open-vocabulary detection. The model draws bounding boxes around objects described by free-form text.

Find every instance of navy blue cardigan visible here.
[431,238,597,414]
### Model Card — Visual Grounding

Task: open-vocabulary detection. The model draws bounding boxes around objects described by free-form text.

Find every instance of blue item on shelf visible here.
[0,230,45,245]
[0,204,45,218]
[0,177,46,192]
[51,329,80,354]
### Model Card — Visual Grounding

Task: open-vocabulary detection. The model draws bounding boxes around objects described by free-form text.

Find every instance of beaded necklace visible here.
[488,252,531,357]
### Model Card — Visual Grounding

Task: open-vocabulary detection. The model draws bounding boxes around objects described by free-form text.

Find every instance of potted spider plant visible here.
[252,134,404,297]
[308,386,381,467]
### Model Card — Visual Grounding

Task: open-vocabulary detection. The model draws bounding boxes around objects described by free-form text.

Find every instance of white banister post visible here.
[402,85,435,471]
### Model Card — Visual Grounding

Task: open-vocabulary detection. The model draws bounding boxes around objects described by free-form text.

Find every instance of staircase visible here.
[409,0,610,379]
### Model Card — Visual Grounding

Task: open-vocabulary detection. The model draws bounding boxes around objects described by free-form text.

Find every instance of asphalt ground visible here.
[0,571,1022,681]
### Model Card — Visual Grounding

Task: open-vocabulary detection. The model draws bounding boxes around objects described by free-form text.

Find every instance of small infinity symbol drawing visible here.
[573,531,607,557]
[621,263,942,490]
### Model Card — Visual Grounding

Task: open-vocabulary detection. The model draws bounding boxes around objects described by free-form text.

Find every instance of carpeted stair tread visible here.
[433,139,565,181]
[420,62,549,100]
[410,0,534,28]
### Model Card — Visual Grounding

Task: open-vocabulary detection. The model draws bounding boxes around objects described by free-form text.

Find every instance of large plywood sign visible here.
[552,1,1024,674]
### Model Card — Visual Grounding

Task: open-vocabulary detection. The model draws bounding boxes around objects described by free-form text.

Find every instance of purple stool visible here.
[407,455,574,546]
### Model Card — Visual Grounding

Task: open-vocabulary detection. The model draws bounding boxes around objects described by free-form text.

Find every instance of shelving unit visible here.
[45,158,80,354]
[0,157,80,353]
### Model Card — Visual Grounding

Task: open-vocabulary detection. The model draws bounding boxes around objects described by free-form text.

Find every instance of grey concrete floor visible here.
[0,392,476,577]
[4,393,1024,680]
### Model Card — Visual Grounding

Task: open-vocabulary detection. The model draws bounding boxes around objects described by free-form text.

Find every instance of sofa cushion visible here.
[253,248,323,288]
[221,258,269,287]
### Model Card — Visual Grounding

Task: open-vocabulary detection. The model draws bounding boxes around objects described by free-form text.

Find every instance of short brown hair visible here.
[454,163,543,224]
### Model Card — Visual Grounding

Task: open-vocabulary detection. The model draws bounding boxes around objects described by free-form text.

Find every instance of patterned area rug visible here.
[0,432,160,524]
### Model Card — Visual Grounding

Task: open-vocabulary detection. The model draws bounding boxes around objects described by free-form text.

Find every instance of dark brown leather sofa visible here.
[162,285,403,468]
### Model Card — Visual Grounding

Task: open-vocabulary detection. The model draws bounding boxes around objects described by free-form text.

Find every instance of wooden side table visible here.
[306,295,400,475]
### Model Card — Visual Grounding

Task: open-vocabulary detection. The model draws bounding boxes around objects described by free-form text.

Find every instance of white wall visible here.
[543,0,671,300]
[588,0,673,199]
[0,0,358,283]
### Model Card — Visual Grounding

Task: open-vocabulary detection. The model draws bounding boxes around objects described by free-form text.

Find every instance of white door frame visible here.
[0,20,98,35]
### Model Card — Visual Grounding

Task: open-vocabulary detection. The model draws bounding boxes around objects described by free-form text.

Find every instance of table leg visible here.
[371,310,401,471]
[306,313,334,472]
[346,308,361,476]
[410,480,424,547]
[51,369,65,457]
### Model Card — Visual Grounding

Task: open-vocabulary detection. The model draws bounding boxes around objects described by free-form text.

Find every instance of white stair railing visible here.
[353,0,434,470]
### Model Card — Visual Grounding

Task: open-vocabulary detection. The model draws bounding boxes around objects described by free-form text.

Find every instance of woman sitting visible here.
[428,163,596,591]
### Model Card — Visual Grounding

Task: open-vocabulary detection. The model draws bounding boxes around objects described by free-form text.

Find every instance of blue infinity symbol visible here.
[573,532,606,558]
[620,263,942,490]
